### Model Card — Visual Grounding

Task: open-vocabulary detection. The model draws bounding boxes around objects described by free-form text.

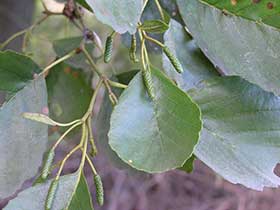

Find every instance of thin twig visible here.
[154,0,165,20]
[82,79,104,121]
[0,15,50,50]
[52,122,82,151]
[81,43,102,76]
[39,49,77,77]
[143,33,165,48]
[85,154,97,175]
[55,144,81,179]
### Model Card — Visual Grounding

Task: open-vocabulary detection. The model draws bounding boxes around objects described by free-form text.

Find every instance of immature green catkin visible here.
[94,174,104,206]
[41,149,55,180]
[142,69,155,100]
[45,179,59,210]
[104,35,113,63]
[163,46,183,73]
[129,35,138,63]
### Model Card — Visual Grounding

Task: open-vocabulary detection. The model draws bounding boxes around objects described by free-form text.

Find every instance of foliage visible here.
[1,0,280,208]
[177,0,280,95]
[109,68,201,172]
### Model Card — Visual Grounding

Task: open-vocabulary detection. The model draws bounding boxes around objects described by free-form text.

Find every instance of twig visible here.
[51,122,82,151]
[0,15,50,50]
[154,0,165,20]
[39,49,77,77]
[81,43,102,76]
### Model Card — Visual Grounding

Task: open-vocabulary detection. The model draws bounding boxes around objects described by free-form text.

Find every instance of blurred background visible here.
[1,0,280,210]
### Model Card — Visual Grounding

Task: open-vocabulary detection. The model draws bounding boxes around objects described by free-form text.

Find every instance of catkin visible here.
[163,46,183,73]
[104,35,113,63]
[142,69,155,100]
[129,35,138,63]
[94,174,104,206]
[45,179,59,210]
[41,149,55,180]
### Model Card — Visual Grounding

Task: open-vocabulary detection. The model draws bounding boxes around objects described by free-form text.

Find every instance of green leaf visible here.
[96,88,130,170]
[23,113,62,126]
[4,171,93,210]
[158,0,184,25]
[189,76,280,190]
[163,19,218,91]
[74,0,92,11]
[0,78,48,198]
[68,172,94,210]
[196,0,280,28]
[109,68,202,173]
[116,70,140,84]
[180,155,195,173]
[46,63,93,129]
[96,71,144,174]
[53,36,94,70]
[0,51,48,198]
[0,51,41,94]
[139,19,169,34]
[97,103,145,174]
[85,0,144,34]
[141,0,180,25]
[97,72,194,173]
[177,0,280,95]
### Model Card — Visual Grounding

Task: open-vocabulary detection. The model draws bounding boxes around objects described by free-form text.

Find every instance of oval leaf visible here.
[0,51,48,199]
[95,71,146,175]
[85,0,144,34]
[0,78,48,198]
[109,68,202,173]
[177,0,280,95]
[22,113,59,126]
[4,171,93,210]
[190,76,280,190]
[0,51,41,93]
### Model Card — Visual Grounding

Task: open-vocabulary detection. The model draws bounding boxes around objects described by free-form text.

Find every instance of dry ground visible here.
[1,140,280,210]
